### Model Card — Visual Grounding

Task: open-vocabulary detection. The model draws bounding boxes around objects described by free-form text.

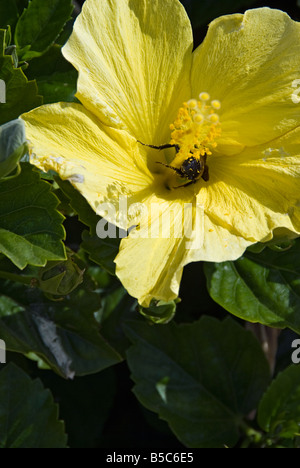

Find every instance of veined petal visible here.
[116,235,185,307]
[21,102,153,222]
[63,0,193,144]
[115,195,195,306]
[115,193,251,306]
[199,126,300,245]
[195,213,253,262]
[192,8,300,151]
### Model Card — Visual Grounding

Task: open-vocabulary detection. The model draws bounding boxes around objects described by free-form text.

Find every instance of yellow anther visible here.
[209,114,219,124]
[193,113,204,124]
[169,92,221,165]
[211,100,221,110]
[199,92,210,102]
[187,99,198,109]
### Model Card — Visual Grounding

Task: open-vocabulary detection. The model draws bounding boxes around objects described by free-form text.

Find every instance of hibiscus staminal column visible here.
[159,93,222,189]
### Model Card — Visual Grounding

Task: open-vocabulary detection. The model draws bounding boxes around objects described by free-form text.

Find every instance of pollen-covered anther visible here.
[169,92,222,156]
[211,100,221,110]
[187,99,198,109]
[199,92,210,102]
[193,114,204,124]
[209,114,219,124]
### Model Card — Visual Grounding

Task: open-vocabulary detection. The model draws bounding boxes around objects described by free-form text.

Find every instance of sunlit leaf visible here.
[204,240,300,333]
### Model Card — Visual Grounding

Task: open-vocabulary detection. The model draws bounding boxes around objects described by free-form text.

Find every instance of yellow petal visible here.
[199,126,300,245]
[195,213,253,263]
[115,195,193,306]
[22,102,153,223]
[63,0,193,144]
[116,236,185,307]
[192,8,300,151]
[115,193,251,306]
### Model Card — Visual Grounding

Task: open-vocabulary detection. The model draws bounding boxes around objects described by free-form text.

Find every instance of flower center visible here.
[168,92,221,170]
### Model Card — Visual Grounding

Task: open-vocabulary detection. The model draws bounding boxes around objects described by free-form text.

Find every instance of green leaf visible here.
[55,178,98,228]
[42,368,116,448]
[81,231,120,275]
[0,163,66,268]
[0,2,19,31]
[14,0,73,60]
[33,69,77,104]
[181,0,257,28]
[56,178,121,275]
[204,239,300,333]
[0,1,28,32]
[125,316,270,448]
[258,365,300,439]
[0,28,42,125]
[26,45,77,104]
[99,288,138,357]
[0,363,67,448]
[0,279,122,378]
[0,118,27,178]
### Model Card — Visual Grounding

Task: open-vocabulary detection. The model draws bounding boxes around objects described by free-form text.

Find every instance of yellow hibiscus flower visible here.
[22,0,300,307]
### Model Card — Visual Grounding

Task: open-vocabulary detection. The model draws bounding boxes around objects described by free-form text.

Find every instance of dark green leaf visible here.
[56,178,121,275]
[0,279,122,378]
[0,28,42,124]
[33,70,77,104]
[26,45,77,104]
[0,163,66,268]
[0,0,28,32]
[0,363,67,448]
[204,239,300,333]
[100,288,138,356]
[258,365,300,439]
[81,231,120,275]
[42,368,116,448]
[55,177,98,228]
[85,263,138,357]
[55,14,75,47]
[14,0,73,60]
[0,2,18,30]
[181,0,257,29]
[125,316,270,448]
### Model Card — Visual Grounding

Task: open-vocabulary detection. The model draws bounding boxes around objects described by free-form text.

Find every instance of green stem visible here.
[0,270,33,285]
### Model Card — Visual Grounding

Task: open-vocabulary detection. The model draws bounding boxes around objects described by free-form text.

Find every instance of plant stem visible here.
[0,270,33,285]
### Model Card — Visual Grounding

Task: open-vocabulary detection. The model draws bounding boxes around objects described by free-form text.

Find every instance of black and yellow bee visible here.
[138,141,209,188]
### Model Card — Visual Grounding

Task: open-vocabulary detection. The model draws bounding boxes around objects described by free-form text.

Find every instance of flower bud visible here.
[138,299,180,324]
[37,254,85,297]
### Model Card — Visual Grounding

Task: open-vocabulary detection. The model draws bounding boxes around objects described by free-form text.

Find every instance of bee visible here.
[138,141,209,188]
